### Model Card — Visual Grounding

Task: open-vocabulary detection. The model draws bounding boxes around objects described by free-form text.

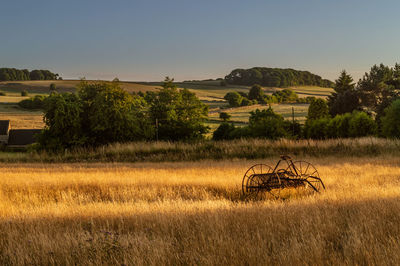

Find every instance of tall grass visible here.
[2,137,400,163]
[1,158,400,264]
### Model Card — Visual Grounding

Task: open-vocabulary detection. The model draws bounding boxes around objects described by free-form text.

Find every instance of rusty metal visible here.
[242,155,325,199]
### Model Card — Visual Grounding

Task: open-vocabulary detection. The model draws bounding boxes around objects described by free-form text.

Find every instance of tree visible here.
[49,83,57,93]
[381,99,400,138]
[307,98,329,120]
[328,70,359,116]
[148,77,209,141]
[219,112,231,122]
[212,123,235,140]
[224,92,243,107]
[348,111,377,137]
[248,107,287,139]
[357,64,400,120]
[21,90,28,96]
[39,81,153,150]
[78,81,153,145]
[303,118,330,139]
[326,113,352,138]
[30,70,45,80]
[248,84,264,101]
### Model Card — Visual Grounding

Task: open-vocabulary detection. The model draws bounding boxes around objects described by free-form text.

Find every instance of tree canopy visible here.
[0,68,60,81]
[224,67,334,88]
[328,70,359,116]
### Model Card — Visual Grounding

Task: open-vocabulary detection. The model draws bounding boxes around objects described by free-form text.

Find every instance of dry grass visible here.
[1,157,400,264]
[0,113,44,129]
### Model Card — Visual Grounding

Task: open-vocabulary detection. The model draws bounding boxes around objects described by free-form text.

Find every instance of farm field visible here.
[1,157,400,264]
[0,80,330,132]
[209,103,309,124]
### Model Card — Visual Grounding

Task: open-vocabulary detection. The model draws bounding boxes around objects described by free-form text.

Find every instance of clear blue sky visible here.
[1,0,399,81]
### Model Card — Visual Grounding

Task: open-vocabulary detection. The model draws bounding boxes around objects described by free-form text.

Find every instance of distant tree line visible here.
[0,68,61,81]
[224,67,334,88]
[223,85,315,107]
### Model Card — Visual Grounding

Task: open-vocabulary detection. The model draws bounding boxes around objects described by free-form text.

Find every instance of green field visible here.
[0,80,330,131]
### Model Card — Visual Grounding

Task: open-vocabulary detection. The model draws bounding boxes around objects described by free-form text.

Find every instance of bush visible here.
[272,89,298,103]
[212,123,235,140]
[304,118,330,139]
[248,84,264,101]
[248,108,288,139]
[0,92,5,96]
[307,98,329,120]
[326,113,352,138]
[18,95,47,109]
[219,112,231,122]
[348,111,377,137]
[381,99,400,138]
[39,81,155,150]
[241,97,252,106]
[224,92,242,107]
[21,90,28,96]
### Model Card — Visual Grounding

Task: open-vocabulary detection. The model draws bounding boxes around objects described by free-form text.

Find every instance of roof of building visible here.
[8,129,41,146]
[0,120,10,135]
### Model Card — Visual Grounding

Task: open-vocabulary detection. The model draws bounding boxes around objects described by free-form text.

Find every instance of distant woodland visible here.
[225,67,334,88]
[0,68,60,81]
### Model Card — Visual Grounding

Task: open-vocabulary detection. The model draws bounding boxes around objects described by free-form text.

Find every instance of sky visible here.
[1,0,400,82]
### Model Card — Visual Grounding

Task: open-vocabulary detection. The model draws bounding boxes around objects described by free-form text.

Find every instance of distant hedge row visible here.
[225,67,334,88]
[0,68,60,81]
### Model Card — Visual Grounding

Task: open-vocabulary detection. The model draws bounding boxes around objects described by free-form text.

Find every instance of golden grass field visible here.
[1,156,400,264]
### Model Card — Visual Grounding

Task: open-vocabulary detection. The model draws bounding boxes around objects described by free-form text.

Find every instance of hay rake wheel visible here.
[242,164,281,200]
[289,161,325,193]
[242,156,325,200]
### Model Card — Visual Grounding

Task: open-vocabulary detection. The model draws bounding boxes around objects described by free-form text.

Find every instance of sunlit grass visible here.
[1,157,400,264]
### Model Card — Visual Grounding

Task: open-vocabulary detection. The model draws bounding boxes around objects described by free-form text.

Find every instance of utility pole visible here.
[292,107,295,136]
[155,118,159,142]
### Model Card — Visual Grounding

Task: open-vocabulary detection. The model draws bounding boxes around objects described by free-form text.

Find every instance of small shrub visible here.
[212,123,235,140]
[0,92,5,96]
[348,111,376,137]
[18,95,47,109]
[21,90,28,96]
[219,112,231,122]
[381,99,400,138]
[304,118,330,139]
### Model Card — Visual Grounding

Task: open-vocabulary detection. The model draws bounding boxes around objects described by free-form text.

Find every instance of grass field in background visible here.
[0,80,330,131]
[1,157,400,264]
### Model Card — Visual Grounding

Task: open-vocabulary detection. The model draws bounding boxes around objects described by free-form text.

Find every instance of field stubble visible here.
[1,157,400,264]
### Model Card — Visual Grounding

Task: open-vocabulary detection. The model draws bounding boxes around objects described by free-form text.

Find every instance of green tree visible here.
[328,70,359,116]
[307,98,329,120]
[219,112,231,122]
[212,123,235,140]
[30,70,45,80]
[248,107,287,139]
[39,93,84,150]
[224,92,243,107]
[357,64,400,120]
[39,81,154,150]
[49,83,57,93]
[303,118,330,139]
[381,99,400,138]
[78,81,153,145]
[348,111,377,137]
[326,113,352,138]
[148,77,209,141]
[248,84,264,101]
